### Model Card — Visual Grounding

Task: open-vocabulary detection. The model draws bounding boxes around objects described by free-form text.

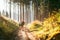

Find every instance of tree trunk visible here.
[18,3,19,21]
[23,2,24,21]
[20,3,22,22]
[9,0,11,18]
[34,2,38,20]
[34,3,36,20]
[26,4,28,23]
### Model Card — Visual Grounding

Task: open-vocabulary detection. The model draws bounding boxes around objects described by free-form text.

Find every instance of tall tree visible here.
[9,0,11,18]
[18,3,19,21]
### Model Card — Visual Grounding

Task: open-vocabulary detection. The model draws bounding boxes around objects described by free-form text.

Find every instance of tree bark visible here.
[23,2,24,21]
[9,0,11,18]
[20,3,22,22]
[18,3,19,21]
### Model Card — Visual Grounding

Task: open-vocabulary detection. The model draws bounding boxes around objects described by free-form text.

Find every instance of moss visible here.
[0,16,19,40]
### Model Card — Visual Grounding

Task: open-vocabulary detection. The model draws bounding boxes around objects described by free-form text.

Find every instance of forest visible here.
[0,0,60,40]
